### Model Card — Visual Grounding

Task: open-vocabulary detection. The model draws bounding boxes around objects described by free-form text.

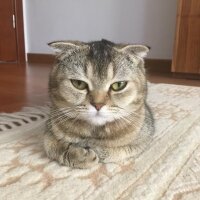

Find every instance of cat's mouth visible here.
[87,115,113,126]
[95,112,102,116]
[78,105,117,126]
[86,111,115,126]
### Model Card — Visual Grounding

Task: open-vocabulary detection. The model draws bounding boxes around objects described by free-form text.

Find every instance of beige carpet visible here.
[0,83,200,200]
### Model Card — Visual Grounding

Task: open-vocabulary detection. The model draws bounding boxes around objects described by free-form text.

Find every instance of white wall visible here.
[23,0,177,59]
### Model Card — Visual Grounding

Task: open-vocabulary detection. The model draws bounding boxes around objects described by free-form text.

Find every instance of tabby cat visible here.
[44,39,154,169]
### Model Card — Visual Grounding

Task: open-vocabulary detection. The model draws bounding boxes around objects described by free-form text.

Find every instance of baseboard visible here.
[172,72,200,80]
[27,53,172,73]
[27,53,55,64]
[145,59,171,73]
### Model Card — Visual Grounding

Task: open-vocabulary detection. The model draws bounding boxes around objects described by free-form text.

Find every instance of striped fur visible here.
[44,39,154,168]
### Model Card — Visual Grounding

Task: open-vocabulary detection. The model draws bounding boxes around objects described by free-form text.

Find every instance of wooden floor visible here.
[0,63,199,113]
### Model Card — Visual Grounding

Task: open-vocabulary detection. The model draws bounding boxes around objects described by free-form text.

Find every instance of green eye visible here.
[111,81,127,91]
[71,80,88,90]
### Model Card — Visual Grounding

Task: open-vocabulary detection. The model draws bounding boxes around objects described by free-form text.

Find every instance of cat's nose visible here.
[92,103,105,111]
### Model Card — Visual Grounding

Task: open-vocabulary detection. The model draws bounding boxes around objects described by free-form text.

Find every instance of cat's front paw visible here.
[93,147,109,162]
[64,145,99,169]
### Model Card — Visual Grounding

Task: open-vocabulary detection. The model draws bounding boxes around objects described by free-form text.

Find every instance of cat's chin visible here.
[85,115,114,126]
[82,105,115,126]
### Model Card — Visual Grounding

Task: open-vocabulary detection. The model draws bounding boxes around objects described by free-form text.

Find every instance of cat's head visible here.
[48,39,149,126]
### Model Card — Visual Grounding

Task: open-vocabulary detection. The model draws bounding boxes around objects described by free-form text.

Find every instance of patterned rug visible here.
[0,83,200,200]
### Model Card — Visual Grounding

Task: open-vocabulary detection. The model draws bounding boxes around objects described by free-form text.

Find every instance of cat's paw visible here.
[64,145,99,169]
[93,147,109,162]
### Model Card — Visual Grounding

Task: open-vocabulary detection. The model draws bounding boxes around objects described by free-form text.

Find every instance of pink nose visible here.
[92,103,104,111]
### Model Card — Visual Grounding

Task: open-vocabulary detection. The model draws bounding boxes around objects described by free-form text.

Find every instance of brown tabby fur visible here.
[44,39,154,168]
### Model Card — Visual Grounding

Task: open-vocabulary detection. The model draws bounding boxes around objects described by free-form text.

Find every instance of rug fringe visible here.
[0,106,49,133]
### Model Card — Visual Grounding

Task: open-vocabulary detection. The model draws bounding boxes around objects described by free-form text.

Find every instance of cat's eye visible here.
[71,80,88,90]
[111,81,127,91]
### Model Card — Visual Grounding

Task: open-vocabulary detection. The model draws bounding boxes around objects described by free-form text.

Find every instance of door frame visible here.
[14,0,25,64]
[4,0,26,65]
[15,0,25,64]
[1,0,26,64]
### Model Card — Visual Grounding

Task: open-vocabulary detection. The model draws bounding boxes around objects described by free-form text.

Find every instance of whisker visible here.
[50,113,81,129]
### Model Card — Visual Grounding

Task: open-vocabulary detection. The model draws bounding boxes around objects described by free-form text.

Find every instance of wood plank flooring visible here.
[0,63,199,112]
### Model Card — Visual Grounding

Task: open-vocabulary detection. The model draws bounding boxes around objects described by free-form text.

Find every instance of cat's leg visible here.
[93,120,154,163]
[93,136,152,163]
[44,132,99,168]
[94,145,140,163]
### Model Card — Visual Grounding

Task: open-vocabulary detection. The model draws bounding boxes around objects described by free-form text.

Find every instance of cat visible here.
[44,39,154,169]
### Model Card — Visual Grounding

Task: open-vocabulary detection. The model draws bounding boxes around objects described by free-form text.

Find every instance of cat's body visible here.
[44,39,154,168]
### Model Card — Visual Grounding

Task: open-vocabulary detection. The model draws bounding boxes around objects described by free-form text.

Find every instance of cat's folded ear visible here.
[115,44,150,58]
[48,41,88,53]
